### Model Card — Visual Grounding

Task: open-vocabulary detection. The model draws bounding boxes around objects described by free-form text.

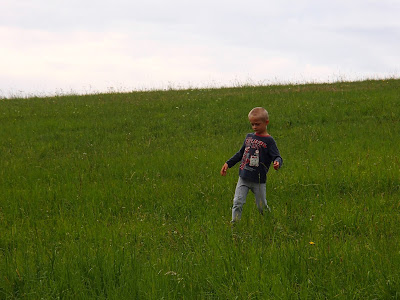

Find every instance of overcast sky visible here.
[1,0,399,97]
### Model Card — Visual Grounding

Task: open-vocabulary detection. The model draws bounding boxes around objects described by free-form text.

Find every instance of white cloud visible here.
[1,0,400,97]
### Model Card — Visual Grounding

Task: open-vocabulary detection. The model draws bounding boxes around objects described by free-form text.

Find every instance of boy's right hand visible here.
[220,163,228,176]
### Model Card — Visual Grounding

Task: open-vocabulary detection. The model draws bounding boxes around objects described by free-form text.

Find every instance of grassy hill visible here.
[1,79,399,298]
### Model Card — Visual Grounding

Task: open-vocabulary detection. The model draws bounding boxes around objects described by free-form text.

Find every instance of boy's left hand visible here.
[273,161,280,170]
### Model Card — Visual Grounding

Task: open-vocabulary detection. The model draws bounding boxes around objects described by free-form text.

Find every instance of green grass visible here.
[1,79,399,299]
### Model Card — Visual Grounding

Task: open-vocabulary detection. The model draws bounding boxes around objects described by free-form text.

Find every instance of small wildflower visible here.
[309,241,315,245]
[165,271,177,276]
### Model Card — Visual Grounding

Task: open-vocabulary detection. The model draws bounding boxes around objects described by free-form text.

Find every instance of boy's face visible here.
[249,115,269,135]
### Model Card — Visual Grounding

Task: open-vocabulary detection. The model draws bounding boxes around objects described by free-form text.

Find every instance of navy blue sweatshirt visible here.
[226,133,283,183]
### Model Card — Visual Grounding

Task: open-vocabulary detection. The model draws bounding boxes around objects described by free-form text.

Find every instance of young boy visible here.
[220,107,283,222]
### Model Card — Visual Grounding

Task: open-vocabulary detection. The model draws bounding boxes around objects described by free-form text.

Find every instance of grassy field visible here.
[1,79,399,299]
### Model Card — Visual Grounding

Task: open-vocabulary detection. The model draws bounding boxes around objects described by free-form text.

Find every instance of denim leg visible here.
[232,177,250,222]
[251,182,269,214]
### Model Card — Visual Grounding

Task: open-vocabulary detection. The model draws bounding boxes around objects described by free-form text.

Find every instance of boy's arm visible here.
[269,138,283,170]
[226,149,244,168]
[221,141,246,176]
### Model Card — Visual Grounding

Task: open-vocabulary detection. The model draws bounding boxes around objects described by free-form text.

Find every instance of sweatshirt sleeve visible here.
[226,143,245,168]
[269,138,283,168]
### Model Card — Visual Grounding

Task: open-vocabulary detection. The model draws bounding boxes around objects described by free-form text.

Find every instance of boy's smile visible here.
[249,116,269,135]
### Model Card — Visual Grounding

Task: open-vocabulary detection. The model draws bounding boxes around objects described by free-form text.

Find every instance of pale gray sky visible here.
[1,0,399,97]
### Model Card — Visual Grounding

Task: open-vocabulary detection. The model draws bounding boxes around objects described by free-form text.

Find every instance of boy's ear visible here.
[266,120,269,125]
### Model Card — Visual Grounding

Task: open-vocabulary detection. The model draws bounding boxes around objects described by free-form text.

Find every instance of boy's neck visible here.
[255,131,269,136]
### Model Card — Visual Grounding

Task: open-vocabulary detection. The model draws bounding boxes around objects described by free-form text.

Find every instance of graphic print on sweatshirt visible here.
[239,136,267,171]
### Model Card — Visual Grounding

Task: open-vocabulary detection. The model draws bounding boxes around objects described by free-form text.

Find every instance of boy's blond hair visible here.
[248,107,269,121]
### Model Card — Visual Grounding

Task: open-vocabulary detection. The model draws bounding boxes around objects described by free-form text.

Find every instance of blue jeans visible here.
[232,177,269,222]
